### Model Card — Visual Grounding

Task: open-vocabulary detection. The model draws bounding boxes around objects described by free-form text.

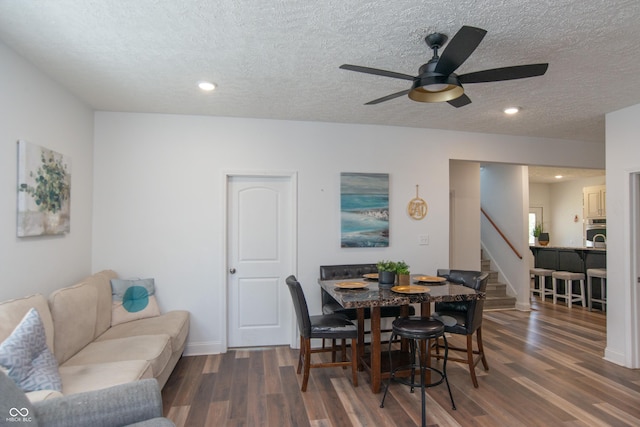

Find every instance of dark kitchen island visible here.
[530,246,607,309]
[529,245,606,273]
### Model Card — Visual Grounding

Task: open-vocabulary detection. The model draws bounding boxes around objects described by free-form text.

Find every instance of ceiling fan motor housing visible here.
[409,58,464,102]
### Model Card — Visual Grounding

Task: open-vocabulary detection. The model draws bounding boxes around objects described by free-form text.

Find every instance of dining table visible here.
[318,274,485,393]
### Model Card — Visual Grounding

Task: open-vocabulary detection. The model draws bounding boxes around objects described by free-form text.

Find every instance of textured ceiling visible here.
[527,166,604,183]
[1,0,639,145]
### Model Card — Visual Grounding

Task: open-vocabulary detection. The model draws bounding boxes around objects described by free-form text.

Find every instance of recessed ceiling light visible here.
[503,107,520,115]
[555,175,563,179]
[198,81,216,91]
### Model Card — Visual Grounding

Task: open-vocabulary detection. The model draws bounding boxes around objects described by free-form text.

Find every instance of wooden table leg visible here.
[370,306,381,393]
[421,301,431,317]
[357,308,365,370]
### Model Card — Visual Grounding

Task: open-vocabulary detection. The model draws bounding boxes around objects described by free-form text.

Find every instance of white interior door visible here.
[227,175,294,347]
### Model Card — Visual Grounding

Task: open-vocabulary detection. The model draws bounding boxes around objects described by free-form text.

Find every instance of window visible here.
[529,207,543,245]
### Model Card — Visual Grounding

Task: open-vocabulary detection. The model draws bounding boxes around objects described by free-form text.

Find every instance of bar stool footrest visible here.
[390,364,447,389]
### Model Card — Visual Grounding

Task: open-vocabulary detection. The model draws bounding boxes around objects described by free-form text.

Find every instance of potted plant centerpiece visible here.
[395,261,411,286]
[377,260,397,288]
[532,223,549,246]
[538,232,550,246]
[533,223,542,245]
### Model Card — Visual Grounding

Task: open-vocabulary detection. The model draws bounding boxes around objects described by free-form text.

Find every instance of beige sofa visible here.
[0,270,189,402]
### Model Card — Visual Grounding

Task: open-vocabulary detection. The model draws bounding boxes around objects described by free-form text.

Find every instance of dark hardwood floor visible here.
[161,299,640,426]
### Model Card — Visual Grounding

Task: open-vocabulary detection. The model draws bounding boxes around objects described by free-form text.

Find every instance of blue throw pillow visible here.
[110,278,161,326]
[0,308,62,392]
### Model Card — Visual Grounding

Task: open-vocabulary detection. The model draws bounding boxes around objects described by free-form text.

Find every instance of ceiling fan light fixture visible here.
[408,75,464,103]
[423,83,450,92]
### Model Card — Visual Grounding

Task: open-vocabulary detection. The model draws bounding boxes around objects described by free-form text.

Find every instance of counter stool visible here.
[552,271,586,308]
[380,317,456,427]
[586,268,607,312]
[530,268,555,301]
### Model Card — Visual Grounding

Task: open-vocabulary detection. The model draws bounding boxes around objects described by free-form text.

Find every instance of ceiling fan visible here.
[340,25,548,107]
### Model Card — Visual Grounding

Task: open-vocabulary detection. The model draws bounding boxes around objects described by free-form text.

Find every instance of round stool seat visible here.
[530,268,554,276]
[392,317,445,340]
[587,268,607,278]
[552,271,585,280]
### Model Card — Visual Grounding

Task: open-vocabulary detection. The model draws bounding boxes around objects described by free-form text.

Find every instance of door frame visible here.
[221,170,298,352]
[629,172,640,367]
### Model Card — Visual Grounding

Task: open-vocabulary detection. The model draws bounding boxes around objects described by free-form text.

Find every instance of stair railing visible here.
[481,207,523,259]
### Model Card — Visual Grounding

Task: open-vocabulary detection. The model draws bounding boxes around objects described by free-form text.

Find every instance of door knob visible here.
[229,268,236,274]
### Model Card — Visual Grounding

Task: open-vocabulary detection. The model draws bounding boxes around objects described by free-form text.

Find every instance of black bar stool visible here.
[380,317,456,427]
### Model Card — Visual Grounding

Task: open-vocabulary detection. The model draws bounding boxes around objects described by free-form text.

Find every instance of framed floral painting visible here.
[17,140,71,236]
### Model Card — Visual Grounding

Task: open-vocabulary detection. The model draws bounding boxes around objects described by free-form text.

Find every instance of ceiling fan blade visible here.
[340,64,415,81]
[458,63,549,83]
[364,89,411,105]
[434,26,487,75]
[447,94,472,108]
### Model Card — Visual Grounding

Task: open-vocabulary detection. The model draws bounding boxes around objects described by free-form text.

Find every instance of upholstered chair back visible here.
[435,269,489,335]
[319,264,377,307]
[285,275,312,338]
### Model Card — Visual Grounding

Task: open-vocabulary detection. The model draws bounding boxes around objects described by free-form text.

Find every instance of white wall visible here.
[92,112,606,355]
[549,176,606,247]
[480,164,530,309]
[529,182,551,234]
[530,176,606,248]
[0,42,94,300]
[450,161,481,270]
[605,102,640,368]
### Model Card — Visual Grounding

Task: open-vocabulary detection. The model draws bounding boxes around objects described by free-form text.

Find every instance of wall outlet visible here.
[418,234,429,245]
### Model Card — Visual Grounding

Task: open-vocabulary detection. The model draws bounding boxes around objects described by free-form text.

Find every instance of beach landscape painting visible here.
[340,172,389,247]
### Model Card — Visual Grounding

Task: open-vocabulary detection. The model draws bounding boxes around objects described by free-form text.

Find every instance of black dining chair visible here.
[432,269,490,388]
[285,275,358,392]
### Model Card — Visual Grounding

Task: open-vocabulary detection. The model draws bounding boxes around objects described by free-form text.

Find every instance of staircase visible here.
[481,256,517,310]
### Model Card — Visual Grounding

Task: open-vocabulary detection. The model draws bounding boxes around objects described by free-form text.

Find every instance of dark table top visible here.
[318,275,484,310]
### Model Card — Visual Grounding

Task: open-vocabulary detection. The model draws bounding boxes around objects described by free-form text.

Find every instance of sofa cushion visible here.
[96,311,189,354]
[110,278,160,326]
[0,294,54,353]
[48,282,98,365]
[48,270,119,365]
[62,335,172,377]
[59,360,152,396]
[0,308,62,392]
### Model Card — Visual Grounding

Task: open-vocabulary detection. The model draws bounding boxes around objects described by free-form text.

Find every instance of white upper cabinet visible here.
[583,185,606,218]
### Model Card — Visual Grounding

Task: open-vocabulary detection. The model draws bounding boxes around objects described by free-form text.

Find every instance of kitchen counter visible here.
[529,246,606,273]
[531,245,605,251]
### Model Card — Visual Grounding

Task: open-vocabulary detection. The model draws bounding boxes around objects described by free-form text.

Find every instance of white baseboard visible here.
[184,340,224,356]
[604,347,627,367]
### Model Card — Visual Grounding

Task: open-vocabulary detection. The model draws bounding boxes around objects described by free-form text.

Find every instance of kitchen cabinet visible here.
[583,185,606,219]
